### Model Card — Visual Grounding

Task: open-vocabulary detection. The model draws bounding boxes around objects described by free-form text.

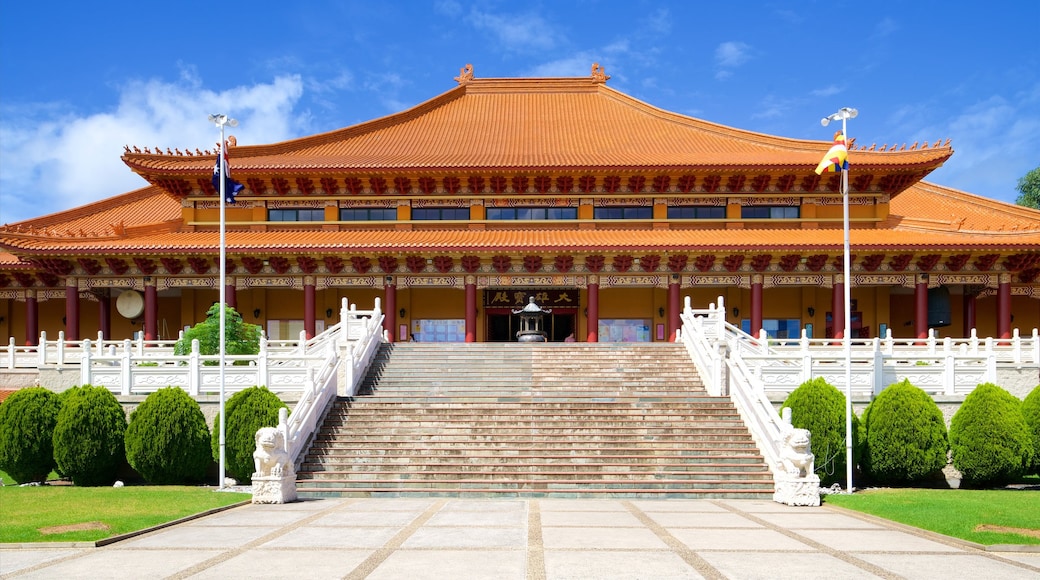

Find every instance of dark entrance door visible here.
[486,310,576,342]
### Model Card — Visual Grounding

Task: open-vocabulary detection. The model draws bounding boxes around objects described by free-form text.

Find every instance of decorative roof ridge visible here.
[916,179,1040,218]
[0,185,169,231]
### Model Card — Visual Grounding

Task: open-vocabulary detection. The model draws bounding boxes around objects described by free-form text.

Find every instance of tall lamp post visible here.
[209,113,237,490]
[821,106,857,493]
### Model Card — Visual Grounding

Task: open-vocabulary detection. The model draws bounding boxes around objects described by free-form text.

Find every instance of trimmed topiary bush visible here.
[211,386,287,483]
[53,385,128,486]
[861,379,948,485]
[175,304,261,365]
[1023,385,1040,476]
[0,387,62,483]
[125,387,212,484]
[780,377,860,486]
[951,382,1034,487]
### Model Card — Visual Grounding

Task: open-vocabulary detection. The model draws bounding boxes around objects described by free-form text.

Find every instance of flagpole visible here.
[209,113,237,490]
[822,107,857,493]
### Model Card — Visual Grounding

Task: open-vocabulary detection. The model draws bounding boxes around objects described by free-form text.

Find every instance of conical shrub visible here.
[126,387,212,484]
[951,383,1034,487]
[780,377,859,486]
[0,387,62,483]
[53,385,127,486]
[1023,384,1040,476]
[861,379,948,485]
[211,386,287,483]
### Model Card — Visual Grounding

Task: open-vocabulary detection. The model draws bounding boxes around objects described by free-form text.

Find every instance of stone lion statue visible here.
[779,427,815,478]
[253,427,291,478]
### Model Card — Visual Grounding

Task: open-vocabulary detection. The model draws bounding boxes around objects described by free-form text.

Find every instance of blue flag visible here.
[212,141,245,203]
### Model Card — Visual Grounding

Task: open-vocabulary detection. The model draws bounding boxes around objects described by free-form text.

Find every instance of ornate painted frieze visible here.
[322,276,377,288]
[687,275,742,287]
[477,275,581,287]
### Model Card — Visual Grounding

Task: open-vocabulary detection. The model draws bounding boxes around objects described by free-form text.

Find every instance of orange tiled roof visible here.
[2,180,1038,256]
[122,76,952,176]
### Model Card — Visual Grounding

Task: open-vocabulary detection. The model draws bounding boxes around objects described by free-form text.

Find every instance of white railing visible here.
[677,295,1040,474]
[279,297,385,464]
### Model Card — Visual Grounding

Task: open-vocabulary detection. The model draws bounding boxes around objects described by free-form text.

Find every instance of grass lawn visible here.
[0,471,250,543]
[825,485,1040,546]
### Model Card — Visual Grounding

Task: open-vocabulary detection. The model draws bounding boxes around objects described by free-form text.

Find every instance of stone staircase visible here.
[296,342,773,499]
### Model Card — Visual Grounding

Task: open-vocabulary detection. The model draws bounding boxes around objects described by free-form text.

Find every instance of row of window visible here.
[266,206,801,222]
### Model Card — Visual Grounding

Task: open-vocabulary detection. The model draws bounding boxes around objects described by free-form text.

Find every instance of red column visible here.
[586,276,599,343]
[914,274,929,340]
[465,277,476,343]
[383,276,396,343]
[225,280,237,310]
[304,277,316,339]
[963,288,976,337]
[65,278,80,342]
[998,273,1012,340]
[750,274,763,339]
[26,290,38,346]
[832,276,845,339]
[98,290,111,340]
[667,277,681,342]
[144,279,158,341]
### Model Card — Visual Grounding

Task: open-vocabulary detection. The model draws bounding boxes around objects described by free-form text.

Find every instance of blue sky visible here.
[1,1,1038,224]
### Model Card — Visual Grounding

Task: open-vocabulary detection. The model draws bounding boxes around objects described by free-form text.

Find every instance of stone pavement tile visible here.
[998,552,1040,568]
[186,548,372,580]
[540,509,644,527]
[751,511,885,529]
[697,550,879,580]
[855,552,1040,580]
[341,498,437,511]
[401,525,526,549]
[117,525,280,549]
[543,549,704,579]
[668,527,816,551]
[644,511,764,529]
[0,548,85,576]
[716,499,814,514]
[537,499,627,512]
[439,499,526,512]
[259,525,401,549]
[632,500,729,513]
[13,548,222,580]
[310,508,422,527]
[426,508,526,527]
[796,528,963,552]
[541,526,669,550]
[193,506,322,527]
[365,549,526,580]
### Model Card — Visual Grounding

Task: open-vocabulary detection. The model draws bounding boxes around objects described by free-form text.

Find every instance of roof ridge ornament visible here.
[455,63,474,85]
[591,63,610,83]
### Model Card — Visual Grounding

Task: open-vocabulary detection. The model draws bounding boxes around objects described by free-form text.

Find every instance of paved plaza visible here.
[2,497,1039,579]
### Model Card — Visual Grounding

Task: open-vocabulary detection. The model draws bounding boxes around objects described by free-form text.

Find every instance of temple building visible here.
[1,64,1038,346]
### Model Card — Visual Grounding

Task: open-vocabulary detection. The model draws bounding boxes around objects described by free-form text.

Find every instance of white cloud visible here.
[467,8,555,53]
[0,74,305,224]
[715,41,751,68]
[811,85,844,98]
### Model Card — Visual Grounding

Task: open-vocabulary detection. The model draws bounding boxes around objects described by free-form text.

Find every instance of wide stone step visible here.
[298,470,771,482]
[302,460,769,473]
[295,479,774,492]
[304,450,764,462]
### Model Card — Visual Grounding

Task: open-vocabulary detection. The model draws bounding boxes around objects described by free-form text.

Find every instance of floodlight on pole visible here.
[822,106,856,494]
[209,113,237,490]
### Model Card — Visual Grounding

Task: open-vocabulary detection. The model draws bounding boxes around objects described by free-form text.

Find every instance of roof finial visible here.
[454,63,474,85]
[591,63,610,83]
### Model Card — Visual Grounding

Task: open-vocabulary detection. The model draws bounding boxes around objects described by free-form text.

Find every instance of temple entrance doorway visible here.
[483,287,580,342]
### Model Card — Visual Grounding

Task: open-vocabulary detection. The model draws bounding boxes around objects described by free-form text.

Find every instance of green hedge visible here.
[780,377,859,486]
[950,383,1034,487]
[861,379,948,485]
[1023,385,1040,476]
[52,385,128,486]
[0,387,62,483]
[126,387,212,484]
[211,386,287,483]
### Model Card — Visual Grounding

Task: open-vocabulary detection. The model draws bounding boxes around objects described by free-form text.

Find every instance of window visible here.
[339,207,396,221]
[487,207,577,220]
[268,208,325,222]
[593,206,653,219]
[411,207,470,220]
[667,206,726,219]
[741,206,800,219]
[740,318,802,339]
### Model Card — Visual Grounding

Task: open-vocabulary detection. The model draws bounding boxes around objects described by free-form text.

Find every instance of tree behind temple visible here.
[1016,167,1040,209]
